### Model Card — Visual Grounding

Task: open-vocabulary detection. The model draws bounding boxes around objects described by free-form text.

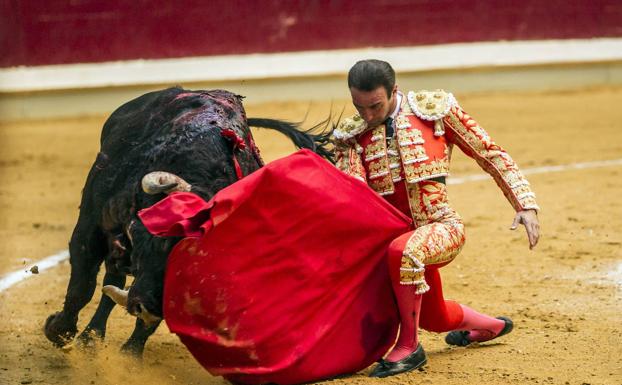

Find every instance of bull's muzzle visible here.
[102,285,162,326]
[141,171,192,195]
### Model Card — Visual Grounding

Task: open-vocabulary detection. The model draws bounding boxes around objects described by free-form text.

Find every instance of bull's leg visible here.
[120,318,161,357]
[76,271,127,347]
[44,227,105,347]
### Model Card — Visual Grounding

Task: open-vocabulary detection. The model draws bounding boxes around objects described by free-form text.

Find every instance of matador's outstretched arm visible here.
[444,104,540,249]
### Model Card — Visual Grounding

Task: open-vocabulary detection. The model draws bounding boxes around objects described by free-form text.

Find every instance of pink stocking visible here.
[457,304,505,342]
[385,284,422,362]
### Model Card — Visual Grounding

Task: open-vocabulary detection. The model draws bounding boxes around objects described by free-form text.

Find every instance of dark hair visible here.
[347,59,395,97]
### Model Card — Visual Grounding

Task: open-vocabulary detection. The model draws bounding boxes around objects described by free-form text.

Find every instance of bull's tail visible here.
[247,118,334,163]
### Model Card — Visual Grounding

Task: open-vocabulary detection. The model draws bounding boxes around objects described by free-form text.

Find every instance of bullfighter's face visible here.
[350,85,397,128]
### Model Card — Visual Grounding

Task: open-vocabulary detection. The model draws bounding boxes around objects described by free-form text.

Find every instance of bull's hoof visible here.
[76,327,105,349]
[120,340,145,358]
[44,312,78,347]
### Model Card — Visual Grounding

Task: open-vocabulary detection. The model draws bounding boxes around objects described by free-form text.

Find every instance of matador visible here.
[332,60,540,378]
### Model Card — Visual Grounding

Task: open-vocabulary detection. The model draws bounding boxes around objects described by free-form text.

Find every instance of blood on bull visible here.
[44,87,331,355]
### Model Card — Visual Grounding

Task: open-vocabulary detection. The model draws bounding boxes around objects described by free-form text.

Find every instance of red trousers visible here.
[388,235,464,333]
[383,178,465,332]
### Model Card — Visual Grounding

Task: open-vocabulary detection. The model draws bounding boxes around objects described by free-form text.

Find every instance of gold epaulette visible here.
[407,89,458,136]
[332,114,368,141]
[407,89,457,121]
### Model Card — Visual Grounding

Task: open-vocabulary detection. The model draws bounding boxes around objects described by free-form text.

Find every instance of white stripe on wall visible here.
[2,38,621,92]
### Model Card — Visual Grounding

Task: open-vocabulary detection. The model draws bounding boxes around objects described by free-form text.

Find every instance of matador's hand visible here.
[510,209,540,249]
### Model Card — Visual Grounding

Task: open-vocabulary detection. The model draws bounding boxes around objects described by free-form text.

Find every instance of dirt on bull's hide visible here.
[1,87,621,385]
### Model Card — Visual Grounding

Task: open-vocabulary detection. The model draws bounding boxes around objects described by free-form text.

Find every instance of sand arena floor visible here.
[0,86,621,385]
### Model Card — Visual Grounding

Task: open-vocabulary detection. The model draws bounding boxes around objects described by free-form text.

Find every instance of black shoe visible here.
[369,344,427,378]
[445,316,514,346]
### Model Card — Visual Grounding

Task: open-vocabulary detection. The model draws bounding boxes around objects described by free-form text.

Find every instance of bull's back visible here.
[85,87,258,212]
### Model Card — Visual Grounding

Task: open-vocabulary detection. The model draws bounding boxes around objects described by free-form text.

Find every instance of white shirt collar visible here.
[389,91,403,119]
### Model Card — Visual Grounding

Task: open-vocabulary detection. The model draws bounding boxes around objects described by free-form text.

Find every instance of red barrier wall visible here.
[2,0,621,68]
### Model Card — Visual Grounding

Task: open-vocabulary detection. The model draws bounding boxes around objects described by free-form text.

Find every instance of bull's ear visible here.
[102,285,128,307]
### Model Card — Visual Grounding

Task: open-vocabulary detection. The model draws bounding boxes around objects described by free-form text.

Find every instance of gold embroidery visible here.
[363,127,386,161]
[364,141,385,161]
[394,124,429,165]
[390,166,402,182]
[360,126,395,195]
[399,145,428,164]
[406,183,426,226]
[446,107,539,211]
[407,90,456,121]
[369,173,394,195]
[403,158,449,183]
[396,125,424,145]
[395,114,411,129]
[334,139,367,182]
[332,114,368,140]
[386,140,402,181]
[400,222,464,292]
[399,181,465,292]
[406,180,460,226]
[367,158,391,179]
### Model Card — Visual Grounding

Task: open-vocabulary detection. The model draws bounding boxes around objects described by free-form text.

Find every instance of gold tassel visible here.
[434,119,445,137]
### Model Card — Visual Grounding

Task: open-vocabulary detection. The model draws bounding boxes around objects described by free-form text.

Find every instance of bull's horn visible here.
[102,285,128,307]
[142,171,191,195]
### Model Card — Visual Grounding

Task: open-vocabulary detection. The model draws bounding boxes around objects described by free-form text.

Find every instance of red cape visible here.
[139,149,412,384]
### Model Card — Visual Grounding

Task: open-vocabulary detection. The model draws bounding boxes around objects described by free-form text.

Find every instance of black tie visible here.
[385,117,394,139]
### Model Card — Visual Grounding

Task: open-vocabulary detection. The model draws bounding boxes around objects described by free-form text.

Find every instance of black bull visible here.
[44,87,332,355]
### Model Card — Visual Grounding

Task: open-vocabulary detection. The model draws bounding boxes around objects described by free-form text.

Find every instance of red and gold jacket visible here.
[332,90,539,214]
